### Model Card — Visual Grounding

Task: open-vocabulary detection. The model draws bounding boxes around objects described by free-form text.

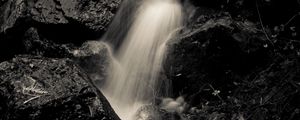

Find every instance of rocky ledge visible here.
[0,55,120,120]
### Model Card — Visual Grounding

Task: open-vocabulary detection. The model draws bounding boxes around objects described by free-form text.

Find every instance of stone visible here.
[0,0,122,62]
[165,15,272,100]
[0,55,120,120]
[22,27,75,58]
[72,41,112,87]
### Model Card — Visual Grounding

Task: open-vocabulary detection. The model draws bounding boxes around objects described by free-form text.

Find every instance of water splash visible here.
[101,0,182,119]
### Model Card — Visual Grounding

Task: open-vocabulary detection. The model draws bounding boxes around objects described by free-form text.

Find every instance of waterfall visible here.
[101,0,182,119]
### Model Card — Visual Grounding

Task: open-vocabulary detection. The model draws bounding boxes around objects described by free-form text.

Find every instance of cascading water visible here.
[101,0,182,119]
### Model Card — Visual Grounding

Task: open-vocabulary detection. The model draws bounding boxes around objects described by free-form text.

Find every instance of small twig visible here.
[255,0,275,51]
[284,12,300,27]
[23,87,48,94]
[23,96,40,104]
[22,75,48,96]
[88,106,94,117]
[208,84,223,101]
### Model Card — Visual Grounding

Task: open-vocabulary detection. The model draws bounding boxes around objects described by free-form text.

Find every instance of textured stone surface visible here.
[0,0,27,33]
[165,15,272,99]
[0,0,122,62]
[22,27,75,58]
[72,41,112,87]
[164,1,300,119]
[22,27,112,86]
[0,55,120,120]
[0,0,121,32]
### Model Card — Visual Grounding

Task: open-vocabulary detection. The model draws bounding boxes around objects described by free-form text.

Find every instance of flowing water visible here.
[101,0,182,119]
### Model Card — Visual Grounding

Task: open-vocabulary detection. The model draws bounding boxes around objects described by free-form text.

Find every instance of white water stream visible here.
[101,0,182,119]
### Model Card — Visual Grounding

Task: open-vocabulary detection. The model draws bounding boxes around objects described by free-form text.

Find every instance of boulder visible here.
[0,0,122,62]
[22,27,75,58]
[30,0,121,31]
[134,105,182,120]
[0,55,120,120]
[0,0,29,62]
[165,15,273,101]
[187,0,300,39]
[165,2,300,119]
[72,41,112,87]
[22,27,112,86]
[0,0,121,33]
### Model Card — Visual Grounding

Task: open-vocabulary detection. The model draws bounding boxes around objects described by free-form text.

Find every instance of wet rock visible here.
[58,0,121,31]
[134,105,182,120]
[30,0,68,24]
[30,0,121,31]
[22,27,75,58]
[0,0,29,62]
[0,0,28,33]
[0,55,120,120]
[160,96,187,114]
[0,0,121,32]
[188,0,300,36]
[166,3,300,118]
[0,0,122,62]
[165,15,273,101]
[72,41,112,87]
[0,0,8,5]
[22,27,111,86]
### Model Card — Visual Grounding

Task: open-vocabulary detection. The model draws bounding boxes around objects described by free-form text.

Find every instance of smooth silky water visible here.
[101,0,183,119]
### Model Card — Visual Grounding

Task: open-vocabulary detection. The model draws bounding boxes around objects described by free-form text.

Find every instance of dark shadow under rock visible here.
[0,55,120,120]
[22,27,76,58]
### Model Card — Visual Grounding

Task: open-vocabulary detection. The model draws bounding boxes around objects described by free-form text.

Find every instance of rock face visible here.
[0,56,120,120]
[166,16,272,99]
[0,0,122,119]
[30,0,121,31]
[22,27,76,58]
[165,1,300,119]
[22,27,112,86]
[134,105,182,120]
[0,0,122,62]
[0,0,121,33]
[72,41,112,87]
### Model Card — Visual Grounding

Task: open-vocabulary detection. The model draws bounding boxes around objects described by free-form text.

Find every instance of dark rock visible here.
[166,3,300,119]
[0,0,30,62]
[30,0,121,31]
[0,0,121,33]
[72,41,112,87]
[0,0,122,62]
[0,0,8,6]
[0,0,28,33]
[165,16,273,101]
[22,27,76,58]
[22,27,112,86]
[58,0,120,31]
[186,0,258,21]
[188,0,300,38]
[134,105,182,120]
[0,55,120,120]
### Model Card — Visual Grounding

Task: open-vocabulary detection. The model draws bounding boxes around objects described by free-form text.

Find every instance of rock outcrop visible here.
[165,1,300,119]
[166,15,272,98]
[0,0,122,62]
[72,41,112,87]
[0,55,120,120]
